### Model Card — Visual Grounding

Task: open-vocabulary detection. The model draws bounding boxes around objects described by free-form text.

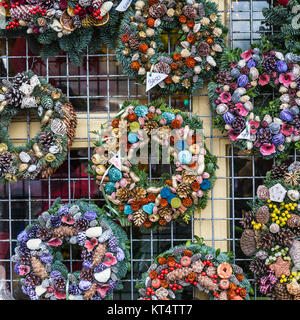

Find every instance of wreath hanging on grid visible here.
[0,70,77,183]
[12,199,130,300]
[208,41,300,159]
[116,0,227,94]
[0,0,122,65]
[240,161,300,300]
[136,237,251,300]
[88,99,218,229]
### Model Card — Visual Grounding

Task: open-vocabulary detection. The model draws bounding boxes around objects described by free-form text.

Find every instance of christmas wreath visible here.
[262,0,300,54]
[136,238,251,300]
[116,0,227,94]
[208,42,300,159]
[0,0,121,65]
[89,100,217,229]
[0,70,77,183]
[12,199,130,300]
[240,161,300,300]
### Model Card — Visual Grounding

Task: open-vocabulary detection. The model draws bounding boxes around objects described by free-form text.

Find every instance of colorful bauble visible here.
[262,0,299,55]
[208,44,300,158]
[89,100,217,228]
[0,0,121,65]
[240,161,300,300]
[116,0,227,93]
[0,71,77,183]
[12,199,129,300]
[137,239,251,300]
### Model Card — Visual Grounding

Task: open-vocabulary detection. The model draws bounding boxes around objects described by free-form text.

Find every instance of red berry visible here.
[185,278,189,282]
[172,287,177,291]
[213,280,217,283]
[193,281,197,286]
[178,285,182,290]
[201,272,206,276]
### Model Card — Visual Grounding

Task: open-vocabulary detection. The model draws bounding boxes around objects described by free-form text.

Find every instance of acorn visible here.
[137,22,144,31]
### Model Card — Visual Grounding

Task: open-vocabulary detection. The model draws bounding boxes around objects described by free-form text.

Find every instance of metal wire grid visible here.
[0,0,283,300]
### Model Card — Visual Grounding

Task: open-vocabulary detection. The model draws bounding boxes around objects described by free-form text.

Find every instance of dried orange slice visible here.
[93,12,110,27]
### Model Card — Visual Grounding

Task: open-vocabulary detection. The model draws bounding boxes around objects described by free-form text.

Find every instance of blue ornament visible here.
[84,211,97,221]
[280,109,293,122]
[142,203,155,214]
[178,150,192,164]
[231,92,240,103]
[134,105,149,117]
[276,60,288,73]
[230,68,240,78]
[269,122,281,135]
[290,106,299,116]
[108,167,122,182]
[223,112,235,124]
[162,111,176,124]
[160,187,172,198]
[237,74,248,87]
[175,140,187,151]
[247,59,256,68]
[104,182,116,195]
[200,179,211,190]
[124,205,133,215]
[272,133,285,146]
[128,132,139,144]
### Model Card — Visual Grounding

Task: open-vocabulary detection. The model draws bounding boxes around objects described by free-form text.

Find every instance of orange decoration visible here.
[118,205,124,211]
[187,34,196,44]
[191,181,200,191]
[239,288,247,298]
[187,19,195,28]
[165,179,172,186]
[188,162,197,169]
[165,76,172,84]
[229,283,237,291]
[206,36,214,45]
[187,272,197,281]
[158,257,167,265]
[160,280,169,288]
[159,218,167,226]
[139,43,149,53]
[143,220,152,228]
[167,257,176,267]
[111,118,120,128]
[182,197,193,207]
[147,17,155,27]
[131,200,141,211]
[173,53,182,61]
[141,198,149,205]
[128,113,137,122]
[179,15,187,23]
[121,34,129,43]
[160,198,168,207]
[183,249,193,257]
[149,270,158,279]
[130,61,141,71]
[185,57,196,68]
[236,274,244,282]
[147,112,155,120]
[170,63,178,70]
[171,119,181,129]
[147,193,156,203]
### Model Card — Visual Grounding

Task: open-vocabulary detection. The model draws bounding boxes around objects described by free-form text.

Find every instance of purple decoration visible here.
[93,296,102,300]
[69,285,82,295]
[276,60,288,73]
[21,285,28,295]
[272,133,285,146]
[82,260,93,269]
[27,225,39,238]
[94,263,107,273]
[50,270,61,279]
[40,254,53,264]
[106,280,117,295]
[84,211,97,221]
[247,59,256,68]
[259,271,277,295]
[57,205,69,216]
[280,109,293,122]
[50,215,61,228]
[27,287,39,300]
[79,280,92,291]
[237,74,248,87]
[269,122,280,134]
[223,112,235,124]
[116,247,125,262]
[17,230,28,243]
[108,236,118,252]
[14,263,20,275]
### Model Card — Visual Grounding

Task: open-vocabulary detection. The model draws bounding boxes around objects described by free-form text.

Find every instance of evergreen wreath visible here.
[12,199,130,300]
[240,161,300,300]
[136,237,251,300]
[262,0,300,54]
[0,0,122,66]
[116,0,227,94]
[88,99,218,229]
[0,70,77,183]
[208,41,300,159]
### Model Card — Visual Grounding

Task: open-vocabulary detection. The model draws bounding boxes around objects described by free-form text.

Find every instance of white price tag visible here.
[109,150,122,170]
[116,0,133,12]
[146,72,168,92]
[237,122,251,140]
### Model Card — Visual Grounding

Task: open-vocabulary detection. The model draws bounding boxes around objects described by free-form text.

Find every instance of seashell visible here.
[287,190,300,202]
[285,52,300,63]
[269,183,287,202]
[35,285,47,296]
[240,229,256,257]
[269,223,280,233]
[280,94,290,103]
[180,41,190,49]
[131,53,140,61]
[234,87,246,95]
[250,67,259,80]
[154,18,161,28]
[86,227,102,238]
[287,214,300,228]
[275,51,284,60]
[18,163,28,172]
[290,240,300,270]
[216,103,228,115]
[49,146,60,154]
[27,239,42,250]
[193,23,201,33]
[51,118,67,135]
[94,268,111,283]
[100,1,113,16]
[28,165,37,173]
[19,151,31,163]
[206,55,216,67]
[240,95,250,103]
[244,101,253,111]
[287,279,300,295]
[212,44,222,52]
[293,64,300,79]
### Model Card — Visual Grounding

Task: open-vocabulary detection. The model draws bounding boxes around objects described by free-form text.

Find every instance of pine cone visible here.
[5,86,23,106]
[240,229,257,257]
[36,227,52,241]
[273,282,292,300]
[240,210,255,229]
[39,132,55,149]
[197,275,218,291]
[249,259,268,275]
[74,218,89,232]
[25,273,40,287]
[182,171,196,184]
[166,267,193,282]
[158,206,173,218]
[182,5,197,18]
[255,206,270,224]
[177,183,191,198]
[133,209,147,227]
[275,229,295,247]
[93,243,107,266]
[257,232,275,250]
[154,62,171,75]
[270,163,289,180]
[116,188,131,202]
[144,121,159,134]
[0,151,14,175]
[20,253,31,265]
[13,72,30,87]
[10,4,35,20]
[80,268,94,281]
[131,187,146,201]
[53,276,66,290]
[216,70,232,85]
[287,214,300,228]
[129,35,140,50]
[232,116,246,133]
[62,102,77,149]
[293,115,300,128]
[197,42,210,56]
[262,56,277,73]
[52,226,78,238]
[257,128,272,144]
[149,3,167,18]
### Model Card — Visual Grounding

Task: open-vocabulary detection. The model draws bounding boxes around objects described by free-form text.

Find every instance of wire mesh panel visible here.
[0,0,283,300]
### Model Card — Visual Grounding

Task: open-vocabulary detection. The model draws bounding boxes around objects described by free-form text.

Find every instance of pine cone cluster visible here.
[80,268,94,281]
[53,276,66,290]
[39,132,55,149]
[262,56,277,73]
[257,232,275,250]
[275,229,295,247]
[273,282,293,300]
[158,207,173,218]
[143,121,159,134]
[216,70,232,85]
[93,243,107,266]
[131,187,146,201]
[249,259,268,275]
[177,183,191,198]
[25,273,40,287]
[257,128,272,143]
[270,163,289,180]
[232,116,246,133]
[74,218,89,231]
[133,210,147,227]
[36,227,52,241]
[129,35,140,50]
[116,188,131,202]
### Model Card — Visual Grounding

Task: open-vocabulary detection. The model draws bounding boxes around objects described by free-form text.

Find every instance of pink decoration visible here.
[103,252,118,267]
[119,178,128,188]
[84,238,98,253]
[129,183,136,190]
[153,206,158,214]
[240,49,253,61]
[47,238,63,247]
[258,74,270,86]
[54,290,66,300]
[97,284,110,298]
[197,190,203,198]
[61,215,74,225]
[196,176,203,184]
[19,265,30,276]
[202,172,210,179]
[260,143,276,156]
[279,72,294,87]
[159,118,167,125]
